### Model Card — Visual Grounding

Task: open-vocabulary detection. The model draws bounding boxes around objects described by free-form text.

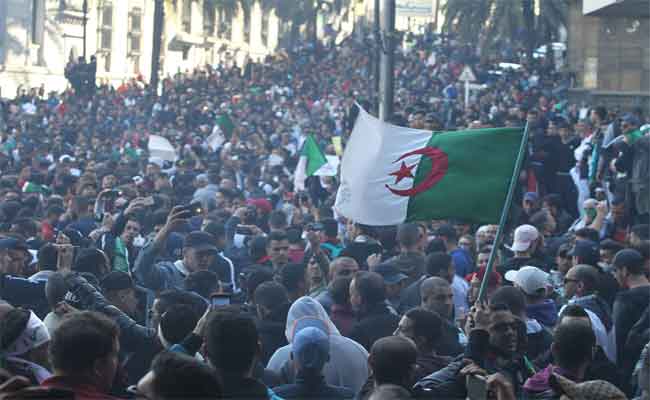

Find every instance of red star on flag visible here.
[389,161,416,184]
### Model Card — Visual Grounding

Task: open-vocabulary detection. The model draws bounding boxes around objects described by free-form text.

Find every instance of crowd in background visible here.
[0,28,648,399]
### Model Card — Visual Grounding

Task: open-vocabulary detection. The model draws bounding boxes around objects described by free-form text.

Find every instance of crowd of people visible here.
[0,28,648,400]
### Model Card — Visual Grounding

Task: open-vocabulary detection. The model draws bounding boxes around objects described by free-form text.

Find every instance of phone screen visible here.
[210,295,230,307]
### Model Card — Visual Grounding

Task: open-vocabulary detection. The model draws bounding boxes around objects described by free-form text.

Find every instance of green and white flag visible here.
[216,114,235,138]
[293,134,328,191]
[335,106,524,225]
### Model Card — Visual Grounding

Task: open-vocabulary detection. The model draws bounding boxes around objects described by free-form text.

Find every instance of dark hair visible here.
[599,239,625,253]
[553,320,595,370]
[425,252,452,277]
[321,218,338,238]
[203,222,226,239]
[185,270,219,299]
[268,210,288,230]
[37,243,58,272]
[397,223,421,248]
[543,194,562,210]
[159,304,199,345]
[353,271,386,306]
[559,304,590,321]
[11,218,38,238]
[369,336,417,385]
[592,106,607,122]
[156,290,208,318]
[556,243,572,258]
[49,311,119,373]
[489,286,526,317]
[246,269,273,303]
[73,248,107,278]
[330,277,353,306]
[206,312,259,377]
[254,281,289,311]
[249,235,268,261]
[150,351,221,399]
[574,228,599,243]
[0,308,30,351]
[267,230,288,244]
[280,263,307,293]
[572,264,600,293]
[404,308,442,346]
[425,238,447,254]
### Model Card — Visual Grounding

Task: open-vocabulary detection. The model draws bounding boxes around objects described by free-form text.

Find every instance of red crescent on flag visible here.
[385,147,449,197]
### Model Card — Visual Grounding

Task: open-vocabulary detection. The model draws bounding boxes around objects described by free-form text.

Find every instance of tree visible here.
[442,0,568,59]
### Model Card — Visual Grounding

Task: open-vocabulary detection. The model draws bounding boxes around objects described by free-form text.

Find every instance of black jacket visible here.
[414,329,533,399]
[273,375,355,399]
[613,285,650,378]
[222,376,274,399]
[349,302,399,351]
[257,311,289,365]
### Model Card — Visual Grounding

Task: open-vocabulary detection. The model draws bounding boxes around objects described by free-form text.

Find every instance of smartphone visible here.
[210,294,231,307]
[183,201,204,217]
[466,375,488,400]
[143,196,155,206]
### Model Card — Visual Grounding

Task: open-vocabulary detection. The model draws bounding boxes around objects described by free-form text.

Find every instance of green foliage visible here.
[442,0,568,54]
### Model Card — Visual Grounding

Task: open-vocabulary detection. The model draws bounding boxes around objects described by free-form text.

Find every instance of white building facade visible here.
[0,0,283,97]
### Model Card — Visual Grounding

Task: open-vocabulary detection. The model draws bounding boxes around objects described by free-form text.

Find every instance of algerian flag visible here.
[293,134,328,191]
[22,181,49,194]
[335,106,524,225]
[216,114,235,138]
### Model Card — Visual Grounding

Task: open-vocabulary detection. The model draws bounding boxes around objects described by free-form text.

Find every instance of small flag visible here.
[216,114,235,138]
[293,134,327,191]
[335,106,524,225]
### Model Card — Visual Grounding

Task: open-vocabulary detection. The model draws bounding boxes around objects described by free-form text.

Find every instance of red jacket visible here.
[41,376,123,400]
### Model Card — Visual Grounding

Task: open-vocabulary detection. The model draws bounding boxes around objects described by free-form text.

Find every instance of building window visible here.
[182,46,190,60]
[182,0,192,33]
[261,11,269,46]
[217,10,231,39]
[204,1,215,36]
[128,8,142,55]
[243,9,251,44]
[100,3,113,70]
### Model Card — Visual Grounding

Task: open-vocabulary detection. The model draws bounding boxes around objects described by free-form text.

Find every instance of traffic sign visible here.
[459,66,476,82]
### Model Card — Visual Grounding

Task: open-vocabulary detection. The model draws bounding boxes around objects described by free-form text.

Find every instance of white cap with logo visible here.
[505,266,550,296]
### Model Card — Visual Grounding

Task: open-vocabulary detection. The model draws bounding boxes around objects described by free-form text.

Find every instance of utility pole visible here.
[373,0,380,111]
[378,0,395,121]
[151,0,164,95]
[82,0,88,59]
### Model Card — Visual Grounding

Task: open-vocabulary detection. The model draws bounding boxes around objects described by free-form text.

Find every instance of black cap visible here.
[613,249,644,270]
[569,240,599,266]
[435,224,457,239]
[100,271,134,292]
[374,263,408,285]
[183,231,218,253]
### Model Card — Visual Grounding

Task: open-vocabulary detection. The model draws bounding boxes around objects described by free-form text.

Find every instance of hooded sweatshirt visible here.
[266,297,369,395]
[523,365,578,399]
[526,299,558,329]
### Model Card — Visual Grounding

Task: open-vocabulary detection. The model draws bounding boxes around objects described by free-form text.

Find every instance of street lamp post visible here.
[82,0,88,59]
[378,0,395,121]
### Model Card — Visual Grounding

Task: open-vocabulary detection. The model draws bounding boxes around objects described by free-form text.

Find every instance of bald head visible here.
[565,264,599,298]
[329,257,359,281]
[420,277,453,319]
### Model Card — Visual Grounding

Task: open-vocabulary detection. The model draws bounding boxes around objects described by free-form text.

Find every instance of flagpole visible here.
[477,123,530,303]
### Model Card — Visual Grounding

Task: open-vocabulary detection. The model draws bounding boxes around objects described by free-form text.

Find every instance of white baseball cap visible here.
[505,266,550,296]
[509,224,539,252]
